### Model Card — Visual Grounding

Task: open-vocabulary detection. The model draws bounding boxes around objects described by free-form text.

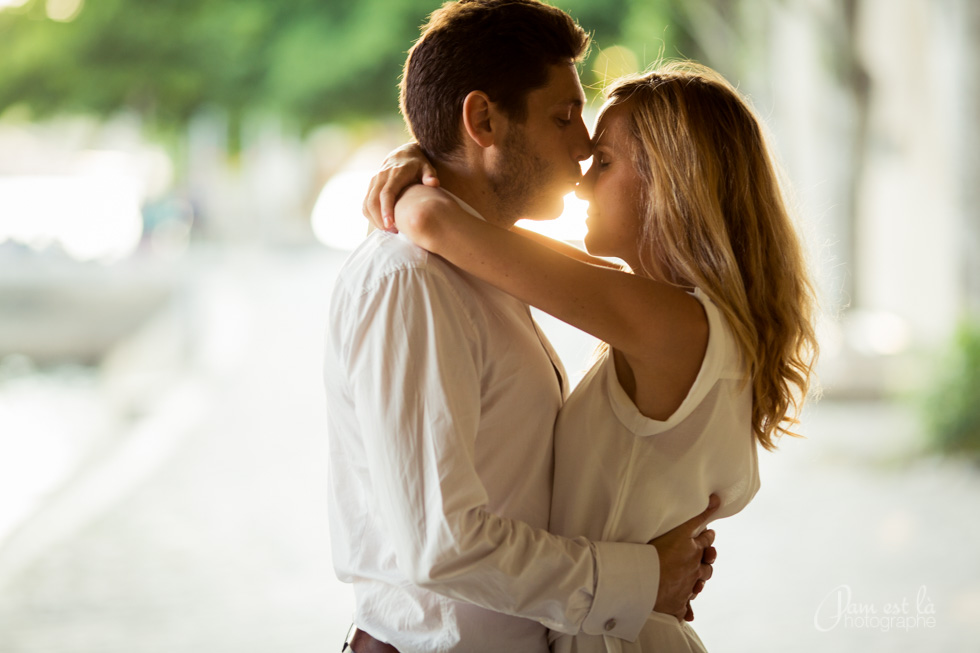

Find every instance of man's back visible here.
[324,228,569,652]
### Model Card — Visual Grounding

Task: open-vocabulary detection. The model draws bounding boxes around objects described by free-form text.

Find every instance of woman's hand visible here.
[362,142,440,231]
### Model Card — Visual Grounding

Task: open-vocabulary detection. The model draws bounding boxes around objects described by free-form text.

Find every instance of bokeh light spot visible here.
[46,0,83,22]
[592,45,639,87]
[311,170,373,251]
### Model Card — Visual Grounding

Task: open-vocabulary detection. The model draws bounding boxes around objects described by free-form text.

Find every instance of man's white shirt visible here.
[323,195,659,653]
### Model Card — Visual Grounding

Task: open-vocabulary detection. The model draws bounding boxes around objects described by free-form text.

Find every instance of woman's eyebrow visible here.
[590,128,609,152]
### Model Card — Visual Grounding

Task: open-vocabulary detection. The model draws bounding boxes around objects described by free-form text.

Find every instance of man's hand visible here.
[362,142,439,231]
[683,543,717,621]
[650,494,720,622]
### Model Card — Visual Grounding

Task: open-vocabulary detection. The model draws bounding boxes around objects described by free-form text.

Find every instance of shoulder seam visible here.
[342,259,481,341]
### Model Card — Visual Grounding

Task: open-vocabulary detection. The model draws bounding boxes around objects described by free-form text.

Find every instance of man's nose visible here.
[570,118,592,162]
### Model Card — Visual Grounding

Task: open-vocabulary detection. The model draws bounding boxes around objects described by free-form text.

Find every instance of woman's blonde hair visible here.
[603,61,819,450]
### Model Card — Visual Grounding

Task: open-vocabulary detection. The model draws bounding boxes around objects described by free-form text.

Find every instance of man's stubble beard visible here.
[488,126,558,223]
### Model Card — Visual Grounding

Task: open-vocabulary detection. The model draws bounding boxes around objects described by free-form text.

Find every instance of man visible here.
[323,2,716,651]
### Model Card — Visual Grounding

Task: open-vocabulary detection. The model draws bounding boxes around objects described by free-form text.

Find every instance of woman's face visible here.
[577,103,645,269]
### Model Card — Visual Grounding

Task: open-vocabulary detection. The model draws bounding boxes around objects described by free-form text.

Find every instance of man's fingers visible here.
[691,579,705,596]
[699,562,713,582]
[695,528,715,550]
[684,602,695,622]
[681,494,720,535]
[702,545,717,565]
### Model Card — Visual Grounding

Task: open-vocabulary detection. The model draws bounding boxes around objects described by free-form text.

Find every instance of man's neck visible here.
[433,160,517,229]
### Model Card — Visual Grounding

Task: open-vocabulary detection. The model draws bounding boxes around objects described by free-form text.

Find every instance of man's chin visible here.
[522,196,566,222]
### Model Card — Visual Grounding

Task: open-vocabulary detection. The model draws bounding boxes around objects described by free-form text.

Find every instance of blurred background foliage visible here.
[924,319,980,457]
[0,0,696,145]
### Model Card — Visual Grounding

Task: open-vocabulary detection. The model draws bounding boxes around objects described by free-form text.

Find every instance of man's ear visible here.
[461,91,496,149]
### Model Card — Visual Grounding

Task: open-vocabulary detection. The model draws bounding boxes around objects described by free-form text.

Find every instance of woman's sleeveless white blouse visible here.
[550,288,761,653]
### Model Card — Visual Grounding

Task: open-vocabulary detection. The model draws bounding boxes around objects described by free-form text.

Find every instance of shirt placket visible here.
[524,305,567,399]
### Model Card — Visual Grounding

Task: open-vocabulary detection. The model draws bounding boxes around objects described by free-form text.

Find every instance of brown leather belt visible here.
[349,628,400,653]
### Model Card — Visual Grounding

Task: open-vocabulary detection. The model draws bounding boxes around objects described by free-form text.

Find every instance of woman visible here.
[365,61,818,652]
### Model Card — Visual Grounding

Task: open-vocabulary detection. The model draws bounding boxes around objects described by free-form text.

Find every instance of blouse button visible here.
[604,619,617,632]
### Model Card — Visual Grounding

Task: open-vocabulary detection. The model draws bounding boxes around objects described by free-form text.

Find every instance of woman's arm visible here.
[396,185,707,367]
[511,226,623,270]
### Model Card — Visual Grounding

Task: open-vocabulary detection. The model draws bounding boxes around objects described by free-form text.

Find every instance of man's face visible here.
[488,63,591,223]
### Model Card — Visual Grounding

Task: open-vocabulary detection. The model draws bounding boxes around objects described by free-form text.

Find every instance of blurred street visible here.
[0,245,977,652]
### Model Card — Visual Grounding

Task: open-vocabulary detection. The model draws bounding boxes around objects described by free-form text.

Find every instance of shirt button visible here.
[604,619,617,632]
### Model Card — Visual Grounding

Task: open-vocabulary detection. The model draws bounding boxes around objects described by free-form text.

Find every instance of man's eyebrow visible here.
[553,97,584,110]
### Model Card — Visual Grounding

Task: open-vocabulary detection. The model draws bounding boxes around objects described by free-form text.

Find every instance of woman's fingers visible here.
[362,169,389,229]
[421,161,440,187]
[362,142,440,231]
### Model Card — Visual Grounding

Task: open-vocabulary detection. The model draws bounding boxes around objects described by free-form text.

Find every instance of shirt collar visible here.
[440,189,486,222]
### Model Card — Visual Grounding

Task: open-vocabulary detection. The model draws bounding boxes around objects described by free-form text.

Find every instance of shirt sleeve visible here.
[335,262,659,639]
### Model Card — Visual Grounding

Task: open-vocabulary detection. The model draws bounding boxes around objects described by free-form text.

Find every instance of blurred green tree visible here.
[0,0,686,145]
[924,319,980,458]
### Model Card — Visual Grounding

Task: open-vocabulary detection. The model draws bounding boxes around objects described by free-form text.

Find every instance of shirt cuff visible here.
[581,541,660,641]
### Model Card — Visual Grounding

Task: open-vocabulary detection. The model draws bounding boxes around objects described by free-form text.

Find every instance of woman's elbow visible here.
[395,187,447,248]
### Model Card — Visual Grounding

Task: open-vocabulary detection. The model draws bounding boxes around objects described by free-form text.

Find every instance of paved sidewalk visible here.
[0,246,977,652]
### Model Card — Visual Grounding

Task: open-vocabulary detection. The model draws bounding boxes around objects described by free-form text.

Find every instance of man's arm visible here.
[337,261,668,639]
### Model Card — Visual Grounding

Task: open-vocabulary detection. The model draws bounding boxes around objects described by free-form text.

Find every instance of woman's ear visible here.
[461,91,496,149]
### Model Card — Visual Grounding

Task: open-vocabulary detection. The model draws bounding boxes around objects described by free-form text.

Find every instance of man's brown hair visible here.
[400,0,589,161]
